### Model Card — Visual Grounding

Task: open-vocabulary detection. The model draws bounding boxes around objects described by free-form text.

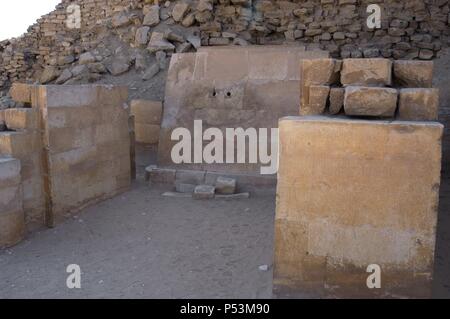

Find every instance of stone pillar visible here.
[274,116,443,298]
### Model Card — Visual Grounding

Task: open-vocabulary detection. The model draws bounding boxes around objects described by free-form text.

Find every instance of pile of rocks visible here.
[300,58,439,121]
[0,0,449,94]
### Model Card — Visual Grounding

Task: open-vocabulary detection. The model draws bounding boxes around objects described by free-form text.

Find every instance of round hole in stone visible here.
[226,92,232,97]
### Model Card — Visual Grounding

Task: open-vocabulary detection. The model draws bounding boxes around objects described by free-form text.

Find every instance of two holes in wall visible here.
[212,89,232,98]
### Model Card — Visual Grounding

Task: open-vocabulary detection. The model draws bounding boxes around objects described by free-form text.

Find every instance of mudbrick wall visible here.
[0,0,449,92]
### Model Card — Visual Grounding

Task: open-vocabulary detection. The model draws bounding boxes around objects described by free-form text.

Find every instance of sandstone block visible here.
[398,88,439,121]
[344,86,398,117]
[275,116,443,298]
[301,85,329,116]
[0,209,25,249]
[341,58,392,86]
[0,157,21,190]
[148,167,176,184]
[393,61,433,88]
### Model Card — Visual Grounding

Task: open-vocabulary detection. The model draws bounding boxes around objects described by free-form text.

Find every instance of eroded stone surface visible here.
[398,88,439,121]
[341,58,392,87]
[275,116,443,298]
[344,86,398,117]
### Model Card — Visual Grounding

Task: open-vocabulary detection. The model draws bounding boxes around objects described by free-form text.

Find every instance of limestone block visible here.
[148,167,176,184]
[0,131,41,158]
[193,185,215,200]
[0,157,21,189]
[329,87,345,115]
[301,85,330,116]
[393,61,433,88]
[0,209,25,249]
[300,59,340,112]
[9,83,33,103]
[341,58,392,86]
[344,86,398,117]
[398,88,439,121]
[130,100,163,125]
[4,108,39,130]
[275,116,443,298]
[135,123,160,144]
[215,177,237,195]
[176,169,206,185]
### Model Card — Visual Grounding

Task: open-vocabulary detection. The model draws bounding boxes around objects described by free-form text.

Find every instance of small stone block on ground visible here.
[215,176,237,195]
[193,185,216,200]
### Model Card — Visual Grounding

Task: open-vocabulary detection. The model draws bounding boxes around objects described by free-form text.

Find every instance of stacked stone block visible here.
[300,58,439,121]
[0,157,25,248]
[130,99,163,144]
[0,104,46,229]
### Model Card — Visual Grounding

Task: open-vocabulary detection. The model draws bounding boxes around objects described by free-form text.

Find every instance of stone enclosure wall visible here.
[1,0,449,90]
[1,84,131,247]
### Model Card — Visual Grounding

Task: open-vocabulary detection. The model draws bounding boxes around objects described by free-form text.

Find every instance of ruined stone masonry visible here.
[0,0,449,93]
[0,84,131,247]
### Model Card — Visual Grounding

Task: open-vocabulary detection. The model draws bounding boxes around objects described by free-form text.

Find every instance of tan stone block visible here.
[329,87,345,115]
[248,51,289,80]
[49,146,97,173]
[344,86,398,117]
[341,58,392,87]
[9,83,33,103]
[301,85,329,116]
[97,85,129,107]
[0,184,22,212]
[4,108,39,130]
[20,154,42,181]
[275,116,443,298]
[47,106,97,129]
[398,88,439,121]
[130,100,163,124]
[43,85,98,108]
[22,176,43,203]
[0,157,21,189]
[300,59,340,110]
[393,61,433,88]
[0,131,41,158]
[48,126,95,154]
[0,208,25,249]
[205,50,249,81]
[135,123,160,144]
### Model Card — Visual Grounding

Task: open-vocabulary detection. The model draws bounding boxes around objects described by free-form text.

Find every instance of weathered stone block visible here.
[4,108,39,130]
[301,85,330,116]
[393,61,433,88]
[9,83,33,103]
[341,58,392,87]
[175,182,196,193]
[329,87,345,115]
[275,116,443,298]
[215,177,237,195]
[344,86,398,117]
[398,88,439,121]
[300,59,340,112]
[0,131,41,158]
[130,100,163,125]
[149,167,176,184]
[135,123,160,144]
[193,185,215,200]
[0,157,21,189]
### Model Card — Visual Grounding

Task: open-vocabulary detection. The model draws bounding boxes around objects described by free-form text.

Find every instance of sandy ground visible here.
[2,49,450,299]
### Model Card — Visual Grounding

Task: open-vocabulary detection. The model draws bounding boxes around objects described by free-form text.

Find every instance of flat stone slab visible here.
[275,116,443,298]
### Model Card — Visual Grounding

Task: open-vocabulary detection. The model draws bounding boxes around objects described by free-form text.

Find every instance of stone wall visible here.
[0,157,25,248]
[1,84,131,242]
[158,45,328,174]
[274,116,443,298]
[1,0,449,91]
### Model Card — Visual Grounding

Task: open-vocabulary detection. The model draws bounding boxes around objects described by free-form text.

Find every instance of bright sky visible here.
[0,0,61,40]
